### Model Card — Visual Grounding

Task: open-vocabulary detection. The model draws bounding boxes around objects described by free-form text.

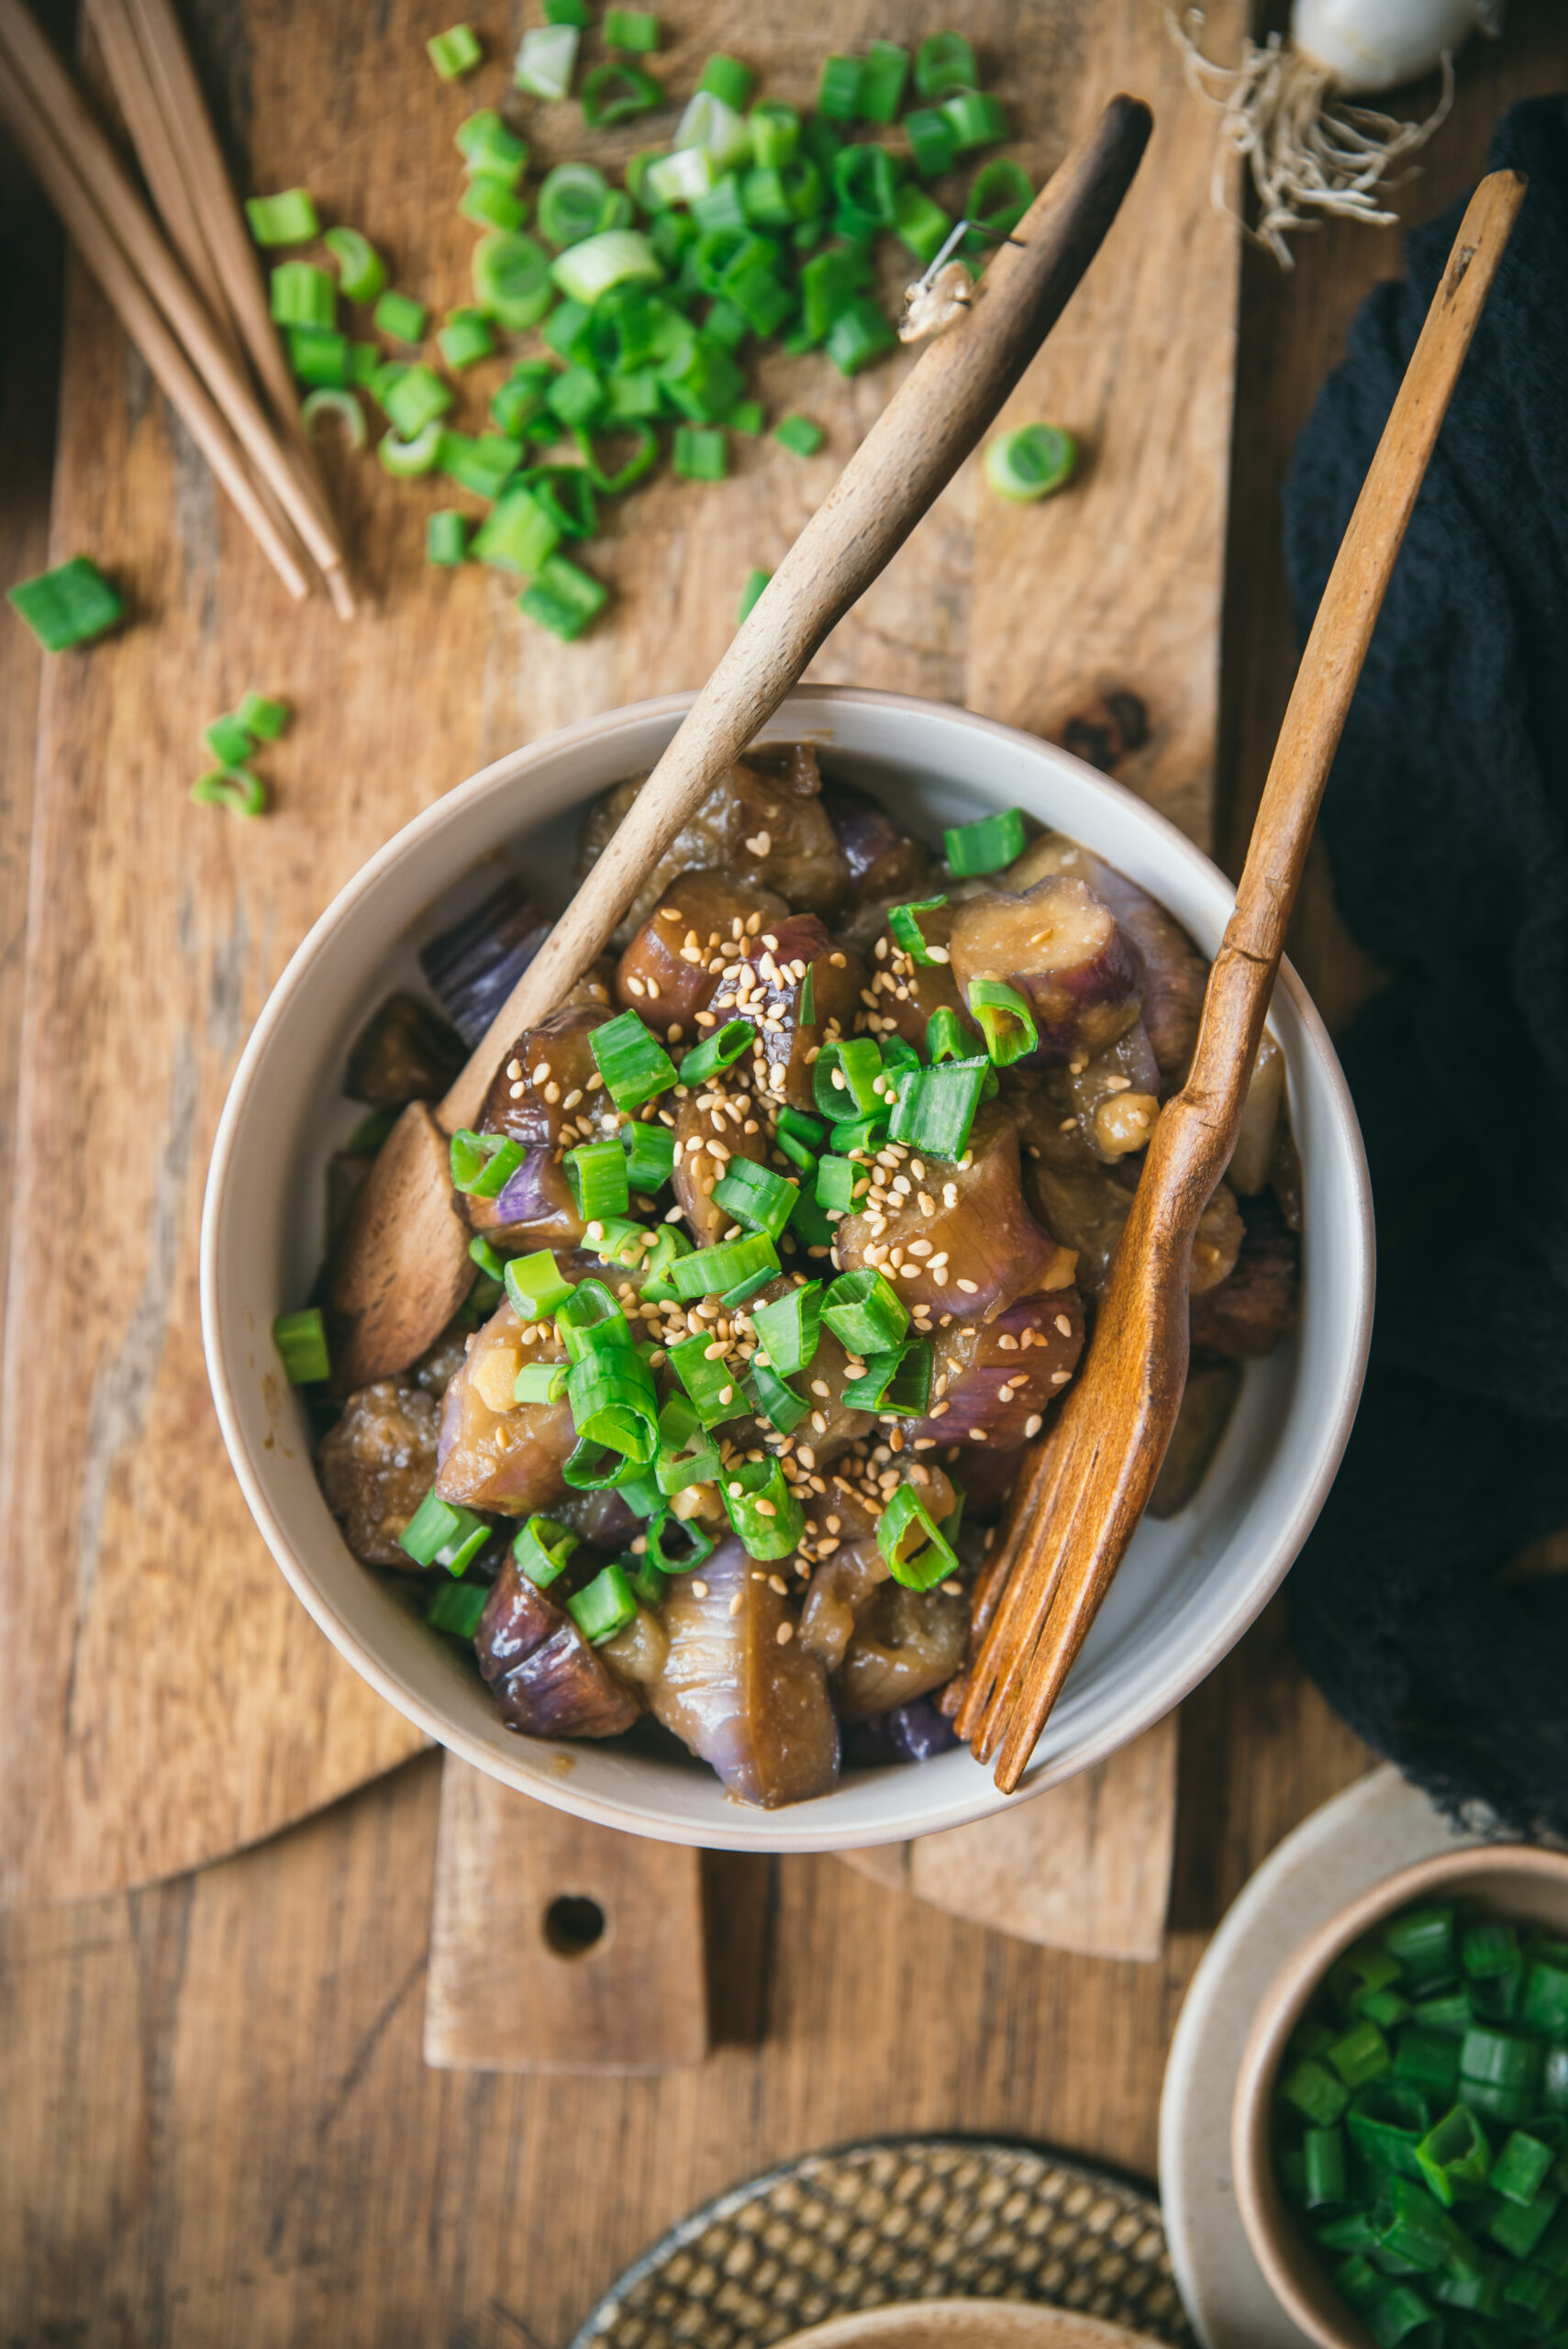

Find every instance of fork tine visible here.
[971,1423,1106,1766]
[951,1419,1072,1745]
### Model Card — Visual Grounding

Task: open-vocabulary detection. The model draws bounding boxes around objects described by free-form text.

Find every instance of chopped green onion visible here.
[515,22,578,101]
[1328,2019,1393,2087]
[736,566,771,625]
[814,1152,868,1213]
[659,332,743,422]
[984,422,1077,504]
[677,1020,754,1085]
[605,7,658,50]
[713,1157,797,1241]
[1490,2127,1555,2206]
[825,295,896,376]
[467,232,551,330]
[567,1562,637,1643]
[545,364,605,429]
[773,1105,824,1167]
[925,1006,982,1063]
[623,1120,675,1192]
[190,766,266,817]
[667,1329,747,1428]
[888,896,947,963]
[723,1455,805,1560]
[1525,1961,1568,2037]
[1413,2104,1492,2208]
[287,326,350,385]
[450,1128,525,1197]
[427,509,469,566]
[913,30,979,98]
[654,1393,722,1490]
[377,418,443,478]
[944,806,1028,874]
[967,158,1033,243]
[491,361,555,435]
[748,100,799,168]
[893,182,951,266]
[1487,2188,1561,2259]
[645,147,717,207]
[667,1230,779,1302]
[825,1115,881,1156]
[1462,2025,1544,2092]
[350,340,380,383]
[204,712,252,765]
[902,105,959,181]
[505,1249,576,1319]
[538,161,613,252]
[621,1551,666,1609]
[941,89,1008,150]
[236,690,288,739]
[567,1344,658,1467]
[302,387,367,446]
[369,359,408,410]
[697,51,753,110]
[401,1488,491,1574]
[565,1138,631,1221]
[773,412,824,458]
[589,1010,677,1108]
[323,227,386,301]
[888,1056,988,1160]
[1393,2028,1459,2098]
[674,89,751,169]
[812,1035,884,1119]
[822,1265,909,1353]
[456,110,528,182]
[638,1224,693,1304]
[1385,1906,1458,1984]
[832,142,901,233]
[968,976,1038,1067]
[673,424,727,480]
[273,1306,329,1384]
[750,1281,822,1377]
[382,362,453,437]
[817,54,863,121]
[745,1359,808,1434]
[1303,2125,1346,2210]
[878,1483,959,1590]
[519,551,608,640]
[644,1509,713,1575]
[271,260,335,328]
[426,1579,489,1638]
[551,227,662,306]
[858,39,909,122]
[471,483,562,573]
[521,465,597,535]
[580,60,662,126]
[514,1514,578,1588]
[588,1218,652,1269]
[555,1278,631,1360]
[513,1360,568,1404]
[842,1337,931,1415]
[439,306,496,369]
[544,0,589,19]
[428,22,482,78]
[373,288,429,344]
[460,176,528,233]
[245,187,319,246]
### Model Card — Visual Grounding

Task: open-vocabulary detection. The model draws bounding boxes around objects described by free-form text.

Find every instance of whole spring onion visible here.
[984,423,1077,503]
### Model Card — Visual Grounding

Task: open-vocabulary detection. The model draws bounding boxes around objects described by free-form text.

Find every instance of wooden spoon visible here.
[328,94,1154,1391]
[953,167,1527,1793]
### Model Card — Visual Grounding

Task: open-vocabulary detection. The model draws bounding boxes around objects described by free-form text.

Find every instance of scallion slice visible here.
[723,1455,805,1560]
[271,260,335,328]
[204,712,253,765]
[471,483,562,573]
[515,22,579,101]
[677,1019,754,1085]
[825,296,896,377]
[565,1137,632,1221]
[556,1278,632,1361]
[902,105,959,181]
[519,551,609,640]
[967,158,1033,243]
[450,1128,525,1197]
[323,227,386,301]
[514,1360,568,1404]
[545,363,606,430]
[236,690,289,739]
[673,424,727,480]
[831,142,901,234]
[401,1488,491,1575]
[639,1223,694,1304]
[645,1509,715,1575]
[567,1563,637,1643]
[968,977,1038,1067]
[491,360,555,435]
[245,187,318,246]
[750,1280,822,1377]
[273,1306,329,1384]
[925,1005,982,1063]
[913,29,979,98]
[736,566,771,625]
[551,228,663,306]
[812,1034,884,1119]
[428,22,482,78]
[426,1579,489,1638]
[773,412,824,457]
[622,1120,675,1192]
[814,1152,868,1213]
[505,1249,576,1319]
[941,89,1008,150]
[748,99,799,169]
[645,147,717,207]
[373,288,428,344]
[566,1346,658,1467]
[842,1337,931,1416]
[773,1105,824,1172]
[746,1360,808,1435]
[456,110,528,182]
[817,54,863,121]
[190,766,267,817]
[877,1483,959,1590]
[858,39,909,122]
[659,332,743,421]
[439,306,496,370]
[887,896,948,963]
[893,182,951,266]
[667,1230,779,1302]
[984,423,1076,503]
[605,8,658,50]
[590,1010,677,1108]
[287,327,350,386]
[674,89,751,169]
[382,362,452,437]
[460,176,528,233]
[302,387,367,447]
[668,1329,747,1428]
[828,1113,884,1155]
[513,1514,578,1589]
[713,1157,797,1241]
[887,1056,989,1160]
[654,1392,721,1491]
[943,806,1027,875]
[822,1265,909,1354]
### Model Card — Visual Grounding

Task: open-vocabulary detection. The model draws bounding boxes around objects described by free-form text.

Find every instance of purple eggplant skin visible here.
[834,1101,1076,1323]
[822,785,932,908]
[419,877,553,1050]
[478,1004,619,1151]
[906,1287,1086,1450]
[613,870,787,1038]
[344,991,465,1110]
[476,1554,640,1739]
[649,1538,840,1808]
[1004,837,1207,1085]
[949,877,1142,1065]
[464,1146,584,1252]
[836,1581,969,1722]
[434,1300,576,1516]
[841,1696,962,1767]
[857,903,971,1052]
[319,1378,443,1566]
[705,911,866,1112]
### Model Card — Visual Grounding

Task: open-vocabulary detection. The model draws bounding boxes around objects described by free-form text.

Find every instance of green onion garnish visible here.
[893,183,952,267]
[773,412,824,457]
[566,1563,637,1644]
[190,766,267,818]
[654,1392,721,1491]
[887,896,948,963]
[565,1138,632,1222]
[639,1222,694,1304]
[667,1330,747,1429]
[812,1034,884,1119]
[322,226,386,302]
[659,331,743,422]
[817,54,862,121]
[556,1278,632,1361]
[751,1280,822,1377]
[382,363,452,438]
[748,99,799,168]
[515,22,579,101]
[831,142,899,233]
[877,1484,959,1590]
[828,1113,884,1156]
[514,1361,568,1405]
[712,1158,797,1241]
[582,61,663,126]
[287,326,350,386]
[697,50,753,109]
[605,8,658,50]
[821,1266,909,1354]
[504,1250,574,1320]
[858,39,909,121]
[460,177,528,233]
[401,1488,491,1575]
[727,399,764,434]
[623,1551,667,1609]
[943,806,1028,875]
[913,29,979,98]
[516,1516,579,1594]
[622,1120,675,1192]
[302,388,367,448]
[245,187,319,246]
[473,231,556,330]
[815,1153,868,1214]
[645,1509,714,1575]
[746,1361,808,1435]
[903,105,959,182]
[825,297,897,378]
[773,1105,824,1173]
[841,1338,931,1416]
[439,307,496,370]
[967,977,1039,1067]
[723,1455,805,1560]
[519,552,608,640]
[551,228,663,305]
[235,690,289,739]
[204,711,253,766]
[984,422,1077,504]
[491,361,554,437]
[926,1006,982,1063]
[967,158,1034,244]
[887,1057,989,1161]
[566,1346,658,1468]
[538,161,611,250]
[428,22,483,78]
[673,424,728,481]
[677,1019,754,1085]
[472,484,562,574]
[456,109,528,181]
[426,1580,489,1638]
[736,566,771,625]
[272,1307,329,1385]
[449,1128,525,1197]
[373,289,428,345]
[666,1230,779,1302]
[427,509,469,566]
[270,260,335,328]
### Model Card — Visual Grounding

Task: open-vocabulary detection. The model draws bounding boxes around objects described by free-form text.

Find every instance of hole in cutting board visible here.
[544,1894,606,1956]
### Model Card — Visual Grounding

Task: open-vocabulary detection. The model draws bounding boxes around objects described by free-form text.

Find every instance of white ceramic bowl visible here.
[201,686,1373,1853]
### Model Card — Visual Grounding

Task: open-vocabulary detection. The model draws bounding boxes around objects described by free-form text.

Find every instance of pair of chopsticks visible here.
[0,0,353,614]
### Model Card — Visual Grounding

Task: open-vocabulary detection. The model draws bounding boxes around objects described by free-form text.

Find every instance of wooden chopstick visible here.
[0,41,310,600]
[103,0,357,618]
[0,0,351,611]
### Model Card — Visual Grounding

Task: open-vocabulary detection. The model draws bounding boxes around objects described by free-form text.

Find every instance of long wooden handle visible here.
[439,94,1153,1131]
[1177,168,1525,1160]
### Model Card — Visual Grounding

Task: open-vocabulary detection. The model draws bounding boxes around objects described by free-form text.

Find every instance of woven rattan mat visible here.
[569,2138,1195,2349]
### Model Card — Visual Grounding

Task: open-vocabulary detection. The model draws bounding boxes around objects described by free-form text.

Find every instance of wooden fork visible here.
[953,167,1526,1794]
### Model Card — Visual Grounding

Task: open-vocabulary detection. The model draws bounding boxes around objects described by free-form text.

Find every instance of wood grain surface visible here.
[5,3,1564,2343]
[0,0,1245,1906]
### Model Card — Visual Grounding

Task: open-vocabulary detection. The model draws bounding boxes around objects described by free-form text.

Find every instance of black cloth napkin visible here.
[1282,97,1568,1838]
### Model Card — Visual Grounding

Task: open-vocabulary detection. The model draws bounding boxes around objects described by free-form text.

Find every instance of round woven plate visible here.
[568,2138,1195,2349]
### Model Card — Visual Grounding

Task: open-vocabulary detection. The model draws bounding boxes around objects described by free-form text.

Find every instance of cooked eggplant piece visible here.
[581,746,850,940]
[822,785,932,907]
[344,991,465,1111]
[434,1299,575,1515]
[858,904,970,1051]
[614,870,787,1040]
[597,1605,670,1690]
[949,877,1142,1064]
[478,1003,617,1150]
[780,1317,876,1469]
[1188,1193,1298,1356]
[673,1085,769,1245]
[798,1536,887,1670]
[834,1102,1074,1322]
[419,877,552,1049]
[319,1378,444,1566]
[1148,1357,1243,1519]
[841,1696,960,1765]
[649,1536,840,1806]
[1191,1181,1244,1295]
[906,1287,1085,1449]
[837,1580,968,1720]
[706,912,866,1111]
[1229,1032,1285,1197]
[1066,1024,1162,1162]
[1004,837,1207,1085]
[464,1149,584,1252]
[554,1485,643,1553]
[476,1553,640,1739]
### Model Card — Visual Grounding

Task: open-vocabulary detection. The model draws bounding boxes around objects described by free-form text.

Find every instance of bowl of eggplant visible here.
[201,686,1373,1850]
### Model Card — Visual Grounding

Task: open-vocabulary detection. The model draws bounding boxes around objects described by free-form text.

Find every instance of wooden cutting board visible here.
[0,0,1242,1905]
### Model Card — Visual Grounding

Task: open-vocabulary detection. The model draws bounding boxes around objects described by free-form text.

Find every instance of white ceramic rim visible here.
[201,685,1373,1852]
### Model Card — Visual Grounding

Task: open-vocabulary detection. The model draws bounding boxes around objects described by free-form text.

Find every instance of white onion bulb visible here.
[1294,0,1496,93]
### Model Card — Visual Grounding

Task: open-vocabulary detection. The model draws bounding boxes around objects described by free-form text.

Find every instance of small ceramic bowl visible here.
[202,685,1373,1852]
[776,2302,1165,2349]
[1232,1842,1568,2349]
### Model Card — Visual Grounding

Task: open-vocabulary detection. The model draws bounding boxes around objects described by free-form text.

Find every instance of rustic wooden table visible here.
[1,5,1560,2343]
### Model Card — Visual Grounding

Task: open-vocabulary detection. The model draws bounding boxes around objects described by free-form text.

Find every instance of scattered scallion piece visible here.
[606,7,658,50]
[751,1281,822,1378]
[667,1328,746,1428]
[378,419,444,477]
[914,29,979,98]
[620,1120,674,1193]
[565,1138,632,1222]
[984,422,1077,503]
[723,1455,805,1560]
[944,806,1028,875]
[272,1306,329,1384]
[382,362,453,437]
[842,1337,932,1415]
[439,429,523,496]
[968,976,1039,1067]
[427,509,469,565]
[821,1265,909,1354]
[903,104,959,181]
[428,22,482,79]
[878,1483,959,1590]
[825,295,896,376]
[514,1361,569,1404]
[401,1488,491,1574]
[713,1157,797,1241]
[245,187,319,245]
[449,1128,525,1197]
[473,230,556,329]
[550,226,662,304]
[666,1230,779,1302]
[456,109,528,183]
[567,1562,637,1644]
[888,896,948,963]
[677,1020,753,1085]
[373,288,428,344]
[817,54,863,121]
[582,60,662,126]
[673,424,727,480]
[654,1394,721,1491]
[859,39,909,121]
[515,21,578,100]
[236,690,289,739]
[538,161,611,250]
[203,711,252,765]
[774,412,824,457]
[460,175,528,232]
[941,88,1008,150]
[287,325,350,385]
[505,1250,575,1319]
[590,1010,677,1108]
[438,306,496,369]
[735,566,771,625]
[323,226,386,301]
[191,766,267,817]
[302,387,367,446]
[426,1579,489,1638]
[270,260,335,328]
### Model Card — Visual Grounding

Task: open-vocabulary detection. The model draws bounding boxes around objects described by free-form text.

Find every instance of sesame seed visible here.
[1051,1371,1070,1385]
[956,1277,979,1294]
[775,1620,793,1644]
[1024,1414,1042,1437]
